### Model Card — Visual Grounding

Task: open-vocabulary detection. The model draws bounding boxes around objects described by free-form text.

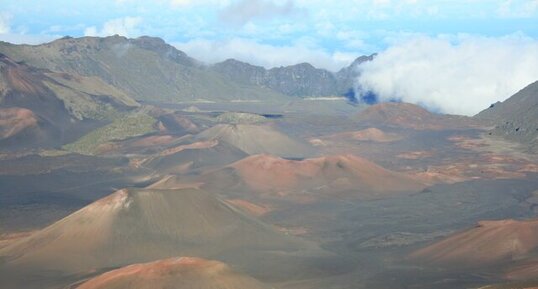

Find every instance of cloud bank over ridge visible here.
[357,34,538,115]
[174,37,356,71]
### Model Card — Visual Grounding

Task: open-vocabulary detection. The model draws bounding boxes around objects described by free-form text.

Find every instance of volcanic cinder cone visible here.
[74,257,271,289]
[202,154,425,201]
[144,140,248,174]
[195,123,314,158]
[0,187,320,275]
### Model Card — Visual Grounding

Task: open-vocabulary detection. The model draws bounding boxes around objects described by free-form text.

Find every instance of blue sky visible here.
[1,0,537,70]
[1,0,538,115]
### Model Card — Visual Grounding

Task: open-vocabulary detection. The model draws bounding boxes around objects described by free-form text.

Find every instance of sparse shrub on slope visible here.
[63,113,156,155]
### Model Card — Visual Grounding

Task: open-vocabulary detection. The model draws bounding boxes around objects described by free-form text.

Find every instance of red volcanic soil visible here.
[412,168,468,185]
[76,257,270,289]
[0,107,38,139]
[130,135,177,148]
[357,102,476,130]
[406,150,534,185]
[160,140,218,156]
[228,154,425,199]
[0,231,35,250]
[329,127,402,143]
[397,150,434,160]
[448,135,490,150]
[411,219,538,267]
[3,59,48,95]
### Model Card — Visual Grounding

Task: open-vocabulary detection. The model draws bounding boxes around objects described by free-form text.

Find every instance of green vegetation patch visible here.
[63,113,156,155]
[215,112,267,124]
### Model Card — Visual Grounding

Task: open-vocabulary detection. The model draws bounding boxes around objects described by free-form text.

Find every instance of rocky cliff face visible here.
[213,54,375,97]
[476,81,538,151]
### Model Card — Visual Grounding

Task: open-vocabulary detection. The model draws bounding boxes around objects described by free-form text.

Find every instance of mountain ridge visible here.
[213,54,375,97]
[0,53,139,149]
[0,35,369,103]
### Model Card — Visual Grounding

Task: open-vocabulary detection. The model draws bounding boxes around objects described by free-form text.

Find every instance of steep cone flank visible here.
[0,107,39,139]
[76,257,270,289]
[195,124,314,158]
[225,199,272,217]
[144,140,248,174]
[506,260,538,281]
[476,81,538,150]
[204,154,424,201]
[146,175,204,190]
[411,219,538,267]
[0,187,313,273]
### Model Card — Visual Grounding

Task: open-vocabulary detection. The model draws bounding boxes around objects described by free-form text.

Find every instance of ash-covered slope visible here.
[0,53,138,149]
[476,81,538,150]
[75,257,271,289]
[0,36,287,103]
[195,124,315,158]
[143,140,248,174]
[0,187,319,274]
[411,219,538,267]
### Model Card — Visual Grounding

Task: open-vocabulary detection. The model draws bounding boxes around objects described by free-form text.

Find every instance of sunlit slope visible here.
[0,187,320,274]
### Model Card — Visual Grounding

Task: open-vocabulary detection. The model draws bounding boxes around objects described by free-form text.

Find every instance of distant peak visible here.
[218,58,260,68]
[132,35,169,49]
[223,58,247,64]
[288,62,316,69]
[135,35,166,43]
[106,34,127,39]
[351,53,376,66]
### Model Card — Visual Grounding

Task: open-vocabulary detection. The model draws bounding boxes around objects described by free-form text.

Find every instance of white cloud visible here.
[498,0,538,18]
[168,0,230,7]
[173,38,356,71]
[114,0,229,6]
[170,0,195,5]
[84,17,143,37]
[0,13,12,34]
[357,34,538,116]
[219,0,303,25]
[373,0,391,6]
